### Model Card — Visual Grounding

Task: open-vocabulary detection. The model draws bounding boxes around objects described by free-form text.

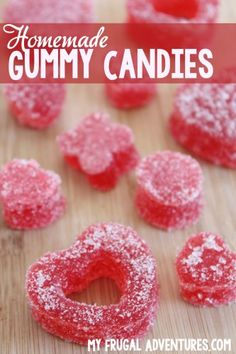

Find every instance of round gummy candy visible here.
[127,0,219,24]
[3,0,93,23]
[0,159,66,230]
[105,83,157,110]
[170,84,236,169]
[57,112,140,191]
[26,223,159,344]
[135,151,204,231]
[176,232,236,307]
[4,84,66,130]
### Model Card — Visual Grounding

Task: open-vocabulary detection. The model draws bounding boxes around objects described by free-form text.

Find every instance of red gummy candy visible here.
[57,113,140,191]
[176,232,236,307]
[152,0,198,20]
[170,84,236,169]
[26,223,159,344]
[135,151,204,231]
[4,84,66,130]
[0,159,66,230]
[105,83,157,110]
[127,0,218,23]
[3,0,93,23]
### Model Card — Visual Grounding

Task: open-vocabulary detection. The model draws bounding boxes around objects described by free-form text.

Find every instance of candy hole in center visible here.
[66,277,121,305]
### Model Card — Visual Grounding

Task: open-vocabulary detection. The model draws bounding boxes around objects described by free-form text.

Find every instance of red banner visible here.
[0,23,236,83]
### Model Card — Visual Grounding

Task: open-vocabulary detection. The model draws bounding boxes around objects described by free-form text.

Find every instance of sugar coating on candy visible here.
[176,232,236,307]
[57,113,140,191]
[0,159,66,229]
[4,84,66,130]
[170,84,236,168]
[3,0,93,23]
[26,223,159,344]
[135,151,204,230]
[127,0,218,23]
[105,83,157,110]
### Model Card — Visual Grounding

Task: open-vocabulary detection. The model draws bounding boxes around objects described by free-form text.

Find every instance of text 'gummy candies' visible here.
[57,112,140,191]
[135,151,204,231]
[105,83,157,110]
[26,223,159,344]
[127,0,219,24]
[0,159,66,230]
[3,0,94,23]
[170,84,236,169]
[4,84,66,130]
[176,232,236,307]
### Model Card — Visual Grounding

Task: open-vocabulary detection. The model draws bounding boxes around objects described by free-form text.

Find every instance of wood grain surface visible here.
[1,1,236,353]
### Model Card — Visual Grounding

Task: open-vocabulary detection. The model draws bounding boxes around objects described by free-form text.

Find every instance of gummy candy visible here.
[170,84,236,169]
[126,0,218,51]
[127,0,219,24]
[3,0,93,23]
[0,159,66,229]
[5,84,66,130]
[57,113,140,191]
[176,232,236,307]
[135,151,204,230]
[152,0,199,20]
[105,83,157,110]
[26,223,159,344]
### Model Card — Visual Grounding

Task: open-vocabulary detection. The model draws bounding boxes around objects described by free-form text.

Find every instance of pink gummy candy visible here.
[26,223,159,344]
[176,232,236,307]
[127,0,219,24]
[3,0,93,22]
[170,84,236,169]
[105,83,157,110]
[135,151,204,231]
[0,159,66,230]
[4,84,66,130]
[57,113,140,191]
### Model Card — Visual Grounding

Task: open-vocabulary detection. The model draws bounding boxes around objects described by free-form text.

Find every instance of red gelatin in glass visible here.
[57,113,140,191]
[135,151,204,231]
[0,159,66,230]
[5,84,66,130]
[26,223,159,344]
[3,0,94,23]
[176,232,236,307]
[105,83,157,110]
[170,84,236,169]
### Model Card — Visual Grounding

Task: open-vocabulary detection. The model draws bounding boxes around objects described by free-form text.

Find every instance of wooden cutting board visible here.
[1,1,236,353]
